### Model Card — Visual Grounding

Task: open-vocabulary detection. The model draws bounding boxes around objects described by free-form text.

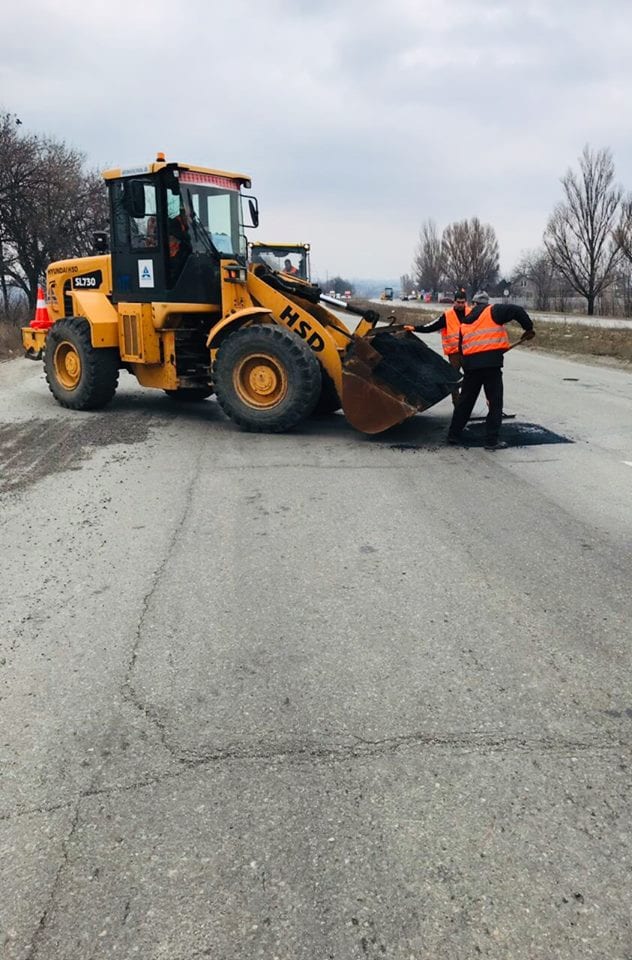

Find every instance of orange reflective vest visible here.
[460,305,510,355]
[442,305,470,355]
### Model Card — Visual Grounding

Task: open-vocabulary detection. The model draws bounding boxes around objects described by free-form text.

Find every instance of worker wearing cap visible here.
[447,291,535,450]
[404,287,470,406]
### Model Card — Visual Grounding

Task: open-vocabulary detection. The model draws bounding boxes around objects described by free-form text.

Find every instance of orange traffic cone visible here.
[31,286,53,330]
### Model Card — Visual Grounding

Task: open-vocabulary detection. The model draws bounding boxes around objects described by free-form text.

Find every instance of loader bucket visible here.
[341,330,461,434]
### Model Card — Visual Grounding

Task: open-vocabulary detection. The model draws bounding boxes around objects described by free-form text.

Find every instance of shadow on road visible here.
[1,379,574,495]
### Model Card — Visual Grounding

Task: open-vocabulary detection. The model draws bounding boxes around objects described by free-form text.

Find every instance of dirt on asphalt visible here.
[0,413,159,495]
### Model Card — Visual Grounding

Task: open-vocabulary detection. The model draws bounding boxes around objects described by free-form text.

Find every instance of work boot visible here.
[446,433,466,446]
[484,439,508,451]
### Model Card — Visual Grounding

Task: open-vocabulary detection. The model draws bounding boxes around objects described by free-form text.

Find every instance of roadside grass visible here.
[0,322,24,361]
[349,300,632,365]
[0,300,30,360]
[530,321,632,364]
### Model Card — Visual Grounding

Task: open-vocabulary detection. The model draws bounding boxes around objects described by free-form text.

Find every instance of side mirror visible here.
[123,179,146,219]
[242,195,259,229]
[92,230,109,254]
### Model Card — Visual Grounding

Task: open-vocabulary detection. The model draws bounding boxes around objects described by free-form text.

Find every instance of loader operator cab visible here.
[105,156,258,305]
[249,242,311,281]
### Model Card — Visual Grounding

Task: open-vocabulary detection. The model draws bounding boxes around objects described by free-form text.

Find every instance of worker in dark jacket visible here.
[447,290,535,450]
[404,287,470,405]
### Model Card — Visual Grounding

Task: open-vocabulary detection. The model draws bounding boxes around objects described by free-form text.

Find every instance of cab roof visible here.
[102,157,251,189]
[250,242,310,251]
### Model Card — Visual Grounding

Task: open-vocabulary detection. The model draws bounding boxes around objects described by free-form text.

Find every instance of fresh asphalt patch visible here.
[464,420,574,447]
[389,421,574,452]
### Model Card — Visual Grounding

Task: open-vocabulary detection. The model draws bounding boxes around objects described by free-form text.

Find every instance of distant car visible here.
[401,294,409,301]
[438,294,454,303]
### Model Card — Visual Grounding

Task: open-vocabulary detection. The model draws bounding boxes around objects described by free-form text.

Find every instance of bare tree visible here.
[400,273,414,295]
[0,112,108,309]
[614,194,632,265]
[327,275,355,296]
[0,113,32,311]
[615,262,632,316]
[513,248,557,311]
[441,217,499,294]
[544,145,623,316]
[413,219,443,295]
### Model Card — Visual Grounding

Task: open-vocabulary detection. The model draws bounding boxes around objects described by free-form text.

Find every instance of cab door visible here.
[109,177,168,303]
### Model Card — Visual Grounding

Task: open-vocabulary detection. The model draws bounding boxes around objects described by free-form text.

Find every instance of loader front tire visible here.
[213,324,321,432]
[44,317,119,410]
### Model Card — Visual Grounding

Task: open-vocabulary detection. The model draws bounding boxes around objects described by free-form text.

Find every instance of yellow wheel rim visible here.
[233,353,288,409]
[53,341,82,390]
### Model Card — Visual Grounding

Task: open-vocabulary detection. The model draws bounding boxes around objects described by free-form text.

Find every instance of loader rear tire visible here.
[164,387,213,402]
[44,317,119,410]
[213,324,321,432]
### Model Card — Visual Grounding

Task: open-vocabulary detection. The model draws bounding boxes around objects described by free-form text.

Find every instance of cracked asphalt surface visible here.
[1,343,632,959]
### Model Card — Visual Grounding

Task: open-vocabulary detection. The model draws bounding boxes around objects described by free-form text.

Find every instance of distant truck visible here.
[380,287,394,301]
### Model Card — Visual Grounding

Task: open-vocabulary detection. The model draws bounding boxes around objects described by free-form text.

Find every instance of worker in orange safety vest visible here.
[447,290,535,450]
[404,287,470,405]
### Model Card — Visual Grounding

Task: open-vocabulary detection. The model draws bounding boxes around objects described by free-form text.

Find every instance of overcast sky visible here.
[3,0,632,281]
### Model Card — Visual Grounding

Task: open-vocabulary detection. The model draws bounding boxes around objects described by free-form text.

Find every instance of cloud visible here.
[2,0,632,277]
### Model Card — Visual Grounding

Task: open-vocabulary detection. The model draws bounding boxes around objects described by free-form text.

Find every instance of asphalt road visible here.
[1,340,632,960]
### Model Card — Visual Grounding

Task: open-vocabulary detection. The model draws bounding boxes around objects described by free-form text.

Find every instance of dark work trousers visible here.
[448,367,503,442]
[447,353,462,406]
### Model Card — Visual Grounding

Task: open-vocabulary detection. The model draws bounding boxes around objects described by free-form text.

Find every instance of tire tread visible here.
[44,317,119,410]
[213,324,321,432]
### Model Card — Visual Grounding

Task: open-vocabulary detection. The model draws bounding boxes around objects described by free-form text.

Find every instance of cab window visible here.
[111,180,158,250]
[129,183,157,250]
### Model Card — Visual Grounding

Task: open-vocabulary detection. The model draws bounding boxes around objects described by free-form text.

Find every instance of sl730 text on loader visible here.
[23,153,459,434]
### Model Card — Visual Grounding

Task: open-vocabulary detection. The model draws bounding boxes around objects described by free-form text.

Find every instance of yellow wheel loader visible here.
[22,154,459,434]
[249,241,311,281]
